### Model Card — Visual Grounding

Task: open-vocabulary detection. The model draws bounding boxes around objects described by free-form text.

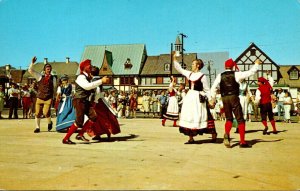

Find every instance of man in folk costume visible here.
[254,74,278,135]
[62,59,108,144]
[28,57,57,133]
[211,58,261,148]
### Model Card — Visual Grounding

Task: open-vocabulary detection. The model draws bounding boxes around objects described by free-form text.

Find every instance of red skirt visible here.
[22,97,32,110]
[86,99,121,137]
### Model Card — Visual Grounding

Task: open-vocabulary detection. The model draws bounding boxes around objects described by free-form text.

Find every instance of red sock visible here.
[162,118,166,126]
[173,120,177,127]
[270,120,277,131]
[262,120,268,128]
[63,123,78,141]
[225,120,233,135]
[238,122,246,144]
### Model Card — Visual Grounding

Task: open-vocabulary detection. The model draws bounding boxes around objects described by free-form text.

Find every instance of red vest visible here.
[258,85,272,104]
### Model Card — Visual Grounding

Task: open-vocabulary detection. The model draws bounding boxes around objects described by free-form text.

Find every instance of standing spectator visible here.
[21,84,32,119]
[8,83,20,119]
[28,56,57,133]
[283,91,293,123]
[28,81,38,119]
[254,74,278,134]
[142,91,151,118]
[151,90,160,118]
[158,90,168,119]
[0,86,5,119]
[129,92,138,118]
[211,58,261,148]
[276,88,285,121]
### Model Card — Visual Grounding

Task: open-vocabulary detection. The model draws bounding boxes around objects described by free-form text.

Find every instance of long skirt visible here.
[86,98,121,137]
[22,97,32,110]
[163,96,179,120]
[178,90,216,136]
[56,96,76,131]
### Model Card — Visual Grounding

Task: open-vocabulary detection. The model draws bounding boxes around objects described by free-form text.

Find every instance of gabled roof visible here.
[141,53,197,76]
[287,65,300,73]
[278,65,300,88]
[79,44,146,75]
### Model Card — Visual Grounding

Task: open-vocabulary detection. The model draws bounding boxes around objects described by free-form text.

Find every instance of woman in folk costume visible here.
[84,66,121,141]
[55,75,76,132]
[173,54,217,144]
[162,76,179,127]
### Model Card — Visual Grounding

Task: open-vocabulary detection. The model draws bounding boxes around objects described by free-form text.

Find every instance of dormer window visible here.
[289,69,299,80]
[164,63,170,71]
[124,58,133,69]
[250,48,256,56]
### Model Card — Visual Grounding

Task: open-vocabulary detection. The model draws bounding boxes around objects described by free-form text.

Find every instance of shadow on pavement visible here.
[231,138,284,148]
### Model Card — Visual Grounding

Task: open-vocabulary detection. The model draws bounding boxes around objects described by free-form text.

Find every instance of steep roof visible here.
[79,44,146,75]
[278,65,300,88]
[141,53,197,76]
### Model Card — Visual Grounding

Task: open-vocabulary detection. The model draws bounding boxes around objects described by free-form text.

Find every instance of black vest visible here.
[74,74,93,100]
[189,74,204,91]
[220,71,239,96]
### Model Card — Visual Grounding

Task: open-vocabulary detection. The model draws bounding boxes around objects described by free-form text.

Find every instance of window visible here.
[163,77,171,84]
[250,48,256,56]
[177,77,185,84]
[164,63,170,71]
[290,69,299,80]
[141,77,156,85]
[103,67,107,71]
[120,77,134,85]
[124,58,133,69]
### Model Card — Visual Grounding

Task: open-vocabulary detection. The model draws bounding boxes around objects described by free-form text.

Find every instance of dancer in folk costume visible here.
[83,66,120,141]
[0,86,5,119]
[173,54,217,144]
[162,76,179,127]
[55,75,76,132]
[62,59,108,144]
[211,58,261,148]
[28,56,56,133]
[254,73,278,134]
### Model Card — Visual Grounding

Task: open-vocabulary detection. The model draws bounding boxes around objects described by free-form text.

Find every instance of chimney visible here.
[44,58,48,64]
[66,57,70,64]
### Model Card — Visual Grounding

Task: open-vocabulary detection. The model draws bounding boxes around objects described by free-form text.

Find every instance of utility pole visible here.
[178,33,187,69]
[207,60,214,88]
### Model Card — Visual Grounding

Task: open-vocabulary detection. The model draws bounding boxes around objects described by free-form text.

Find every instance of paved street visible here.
[0,111,300,190]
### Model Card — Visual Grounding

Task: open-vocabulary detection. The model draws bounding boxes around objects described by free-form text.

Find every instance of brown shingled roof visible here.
[141,53,197,76]
[278,65,300,88]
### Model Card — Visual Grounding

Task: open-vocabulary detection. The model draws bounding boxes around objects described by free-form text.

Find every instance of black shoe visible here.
[223,134,231,148]
[34,128,40,133]
[76,135,90,142]
[62,139,76,144]
[48,122,53,131]
[239,143,252,148]
[234,128,239,134]
[273,131,278,134]
[263,127,268,135]
[92,135,101,141]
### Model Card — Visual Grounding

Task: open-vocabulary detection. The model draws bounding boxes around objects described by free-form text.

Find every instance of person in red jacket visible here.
[254,72,278,135]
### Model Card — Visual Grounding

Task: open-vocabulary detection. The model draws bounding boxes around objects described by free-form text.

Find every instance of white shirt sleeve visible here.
[28,64,42,81]
[201,74,211,100]
[75,74,103,90]
[255,89,261,104]
[210,73,221,100]
[174,61,192,79]
[235,64,259,82]
[56,86,61,94]
[267,75,274,87]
